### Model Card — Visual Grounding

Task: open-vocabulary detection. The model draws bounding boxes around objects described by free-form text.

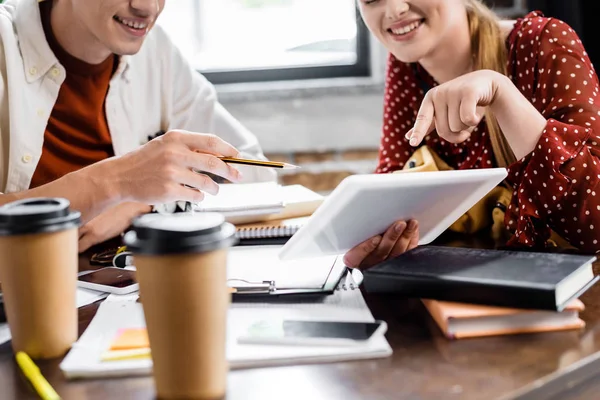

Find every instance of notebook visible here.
[422,299,585,339]
[226,245,346,296]
[227,184,324,225]
[59,272,392,378]
[236,217,309,240]
[190,182,284,217]
[363,246,599,311]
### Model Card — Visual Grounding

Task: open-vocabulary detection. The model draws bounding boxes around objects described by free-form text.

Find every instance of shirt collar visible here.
[15,0,57,83]
[14,0,131,83]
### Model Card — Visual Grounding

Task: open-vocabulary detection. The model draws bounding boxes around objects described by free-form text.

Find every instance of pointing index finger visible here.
[408,93,435,146]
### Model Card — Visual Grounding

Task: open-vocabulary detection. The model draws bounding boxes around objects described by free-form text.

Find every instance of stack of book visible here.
[363,246,598,339]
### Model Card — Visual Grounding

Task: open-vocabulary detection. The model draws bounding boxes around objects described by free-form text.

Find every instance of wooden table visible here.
[1,234,600,400]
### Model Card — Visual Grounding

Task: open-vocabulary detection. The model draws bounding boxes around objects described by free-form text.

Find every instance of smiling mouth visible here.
[388,19,425,36]
[113,15,149,31]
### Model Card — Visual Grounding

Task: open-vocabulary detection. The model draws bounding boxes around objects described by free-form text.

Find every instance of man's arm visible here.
[0,130,244,224]
[156,27,276,183]
[0,163,119,224]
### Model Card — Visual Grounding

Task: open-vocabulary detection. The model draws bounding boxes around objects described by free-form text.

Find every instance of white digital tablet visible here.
[278,168,508,260]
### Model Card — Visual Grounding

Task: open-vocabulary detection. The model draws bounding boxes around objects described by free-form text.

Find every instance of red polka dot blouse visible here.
[376,12,600,253]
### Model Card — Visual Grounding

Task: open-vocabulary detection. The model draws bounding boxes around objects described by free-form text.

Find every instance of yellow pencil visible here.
[15,352,61,400]
[218,157,299,169]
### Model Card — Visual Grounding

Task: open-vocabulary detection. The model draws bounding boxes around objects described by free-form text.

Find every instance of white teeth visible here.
[390,20,422,36]
[116,16,148,30]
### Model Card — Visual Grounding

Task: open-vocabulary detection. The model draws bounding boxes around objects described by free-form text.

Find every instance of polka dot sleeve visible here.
[375,56,420,173]
[505,17,600,253]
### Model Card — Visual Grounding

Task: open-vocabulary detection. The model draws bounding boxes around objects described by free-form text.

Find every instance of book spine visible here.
[363,273,558,310]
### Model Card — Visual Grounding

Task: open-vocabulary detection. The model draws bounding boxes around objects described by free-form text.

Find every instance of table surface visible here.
[1,234,600,400]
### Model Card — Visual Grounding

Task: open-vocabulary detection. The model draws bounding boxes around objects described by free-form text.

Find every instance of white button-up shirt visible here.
[0,0,275,194]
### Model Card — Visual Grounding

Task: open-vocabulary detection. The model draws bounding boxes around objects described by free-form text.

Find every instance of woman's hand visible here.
[406,70,506,146]
[406,69,546,160]
[343,220,419,269]
[78,202,151,253]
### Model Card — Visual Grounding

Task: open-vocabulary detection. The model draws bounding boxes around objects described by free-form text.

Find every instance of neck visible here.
[50,0,112,65]
[419,16,473,83]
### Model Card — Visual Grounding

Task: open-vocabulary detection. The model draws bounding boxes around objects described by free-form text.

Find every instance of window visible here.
[157,0,370,84]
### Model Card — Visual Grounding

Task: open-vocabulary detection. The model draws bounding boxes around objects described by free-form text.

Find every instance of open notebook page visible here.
[192,182,284,213]
[227,245,339,289]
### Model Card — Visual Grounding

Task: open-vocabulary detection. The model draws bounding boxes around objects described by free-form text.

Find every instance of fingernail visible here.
[372,236,381,246]
[410,137,419,146]
[395,222,406,233]
[405,132,411,140]
[408,220,417,230]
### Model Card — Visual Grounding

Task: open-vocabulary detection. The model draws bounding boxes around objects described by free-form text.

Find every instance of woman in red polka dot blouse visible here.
[343,0,600,269]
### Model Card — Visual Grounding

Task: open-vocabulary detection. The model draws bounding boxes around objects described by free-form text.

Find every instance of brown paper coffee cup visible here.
[0,198,81,359]
[125,213,236,399]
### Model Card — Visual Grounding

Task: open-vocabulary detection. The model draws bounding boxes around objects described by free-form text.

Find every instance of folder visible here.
[226,245,347,298]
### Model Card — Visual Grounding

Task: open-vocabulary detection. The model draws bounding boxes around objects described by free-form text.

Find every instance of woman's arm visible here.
[501,18,600,252]
[408,17,600,252]
[489,74,547,160]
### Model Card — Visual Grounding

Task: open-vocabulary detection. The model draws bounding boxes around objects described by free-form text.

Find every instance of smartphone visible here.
[77,267,138,295]
[238,319,387,346]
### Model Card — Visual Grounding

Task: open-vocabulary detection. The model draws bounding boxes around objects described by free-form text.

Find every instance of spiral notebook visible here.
[235,217,309,240]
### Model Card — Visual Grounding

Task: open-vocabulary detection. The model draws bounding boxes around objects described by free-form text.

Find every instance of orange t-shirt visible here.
[29,1,117,189]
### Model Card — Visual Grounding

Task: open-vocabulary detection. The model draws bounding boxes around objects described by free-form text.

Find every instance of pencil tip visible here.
[283,163,300,169]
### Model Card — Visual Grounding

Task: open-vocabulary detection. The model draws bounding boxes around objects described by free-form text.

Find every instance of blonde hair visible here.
[465,0,516,167]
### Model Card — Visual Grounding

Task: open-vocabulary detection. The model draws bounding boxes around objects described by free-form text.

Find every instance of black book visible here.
[363,246,598,311]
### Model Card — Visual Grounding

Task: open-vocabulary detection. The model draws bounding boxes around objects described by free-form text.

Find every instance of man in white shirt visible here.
[0,0,275,251]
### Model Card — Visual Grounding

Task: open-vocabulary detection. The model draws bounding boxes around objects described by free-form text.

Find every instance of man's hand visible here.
[98,130,244,205]
[78,202,151,253]
[343,219,419,269]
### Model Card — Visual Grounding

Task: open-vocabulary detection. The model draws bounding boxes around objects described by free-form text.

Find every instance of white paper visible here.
[0,323,10,346]
[60,283,391,379]
[76,288,109,308]
[227,245,339,289]
[104,293,139,303]
[193,182,284,213]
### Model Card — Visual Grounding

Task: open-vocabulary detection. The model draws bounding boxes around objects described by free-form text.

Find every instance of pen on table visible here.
[218,157,299,169]
[16,352,61,400]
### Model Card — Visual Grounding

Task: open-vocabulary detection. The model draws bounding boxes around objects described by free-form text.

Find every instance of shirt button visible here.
[29,67,37,76]
[51,67,60,77]
[22,154,32,164]
[37,109,44,117]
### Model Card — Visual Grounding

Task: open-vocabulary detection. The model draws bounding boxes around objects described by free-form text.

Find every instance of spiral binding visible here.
[236,224,302,239]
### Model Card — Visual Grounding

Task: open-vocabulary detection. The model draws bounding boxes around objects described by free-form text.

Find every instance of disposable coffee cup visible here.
[0,198,80,359]
[124,213,237,399]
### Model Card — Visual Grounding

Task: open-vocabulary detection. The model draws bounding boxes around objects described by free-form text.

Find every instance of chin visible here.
[389,49,427,64]
[110,42,145,56]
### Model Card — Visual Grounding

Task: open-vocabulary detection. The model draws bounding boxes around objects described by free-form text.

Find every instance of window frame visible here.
[200,11,372,85]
